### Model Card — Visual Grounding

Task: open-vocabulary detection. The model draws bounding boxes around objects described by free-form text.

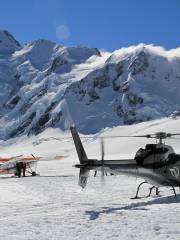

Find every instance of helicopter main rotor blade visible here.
[168,133,180,136]
[101,134,153,138]
[102,133,180,139]
[167,137,180,140]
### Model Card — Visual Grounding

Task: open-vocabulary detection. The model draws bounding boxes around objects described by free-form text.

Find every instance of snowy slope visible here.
[1,30,180,139]
[0,118,180,239]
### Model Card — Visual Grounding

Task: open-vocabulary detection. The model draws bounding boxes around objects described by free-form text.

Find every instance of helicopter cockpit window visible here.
[145,144,168,154]
[167,153,180,164]
[145,144,156,150]
[135,148,145,157]
[135,144,169,165]
[135,148,148,165]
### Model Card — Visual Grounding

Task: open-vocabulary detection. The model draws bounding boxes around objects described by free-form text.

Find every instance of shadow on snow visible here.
[85,195,180,220]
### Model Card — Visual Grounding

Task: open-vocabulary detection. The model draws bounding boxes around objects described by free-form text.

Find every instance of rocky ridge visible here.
[0,30,180,139]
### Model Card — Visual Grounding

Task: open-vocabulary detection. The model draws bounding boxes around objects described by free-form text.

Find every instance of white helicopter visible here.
[70,125,180,198]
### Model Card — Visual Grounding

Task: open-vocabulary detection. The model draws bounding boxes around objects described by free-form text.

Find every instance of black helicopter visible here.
[70,125,180,199]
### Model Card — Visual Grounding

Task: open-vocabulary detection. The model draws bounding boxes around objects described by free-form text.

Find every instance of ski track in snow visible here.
[0,118,180,239]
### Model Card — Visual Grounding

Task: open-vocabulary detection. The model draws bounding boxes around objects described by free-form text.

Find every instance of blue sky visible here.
[0,0,180,51]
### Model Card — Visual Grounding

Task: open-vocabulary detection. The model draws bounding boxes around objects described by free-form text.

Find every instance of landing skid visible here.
[131,182,161,199]
[170,185,177,197]
[131,181,148,199]
[131,181,177,199]
[148,186,160,197]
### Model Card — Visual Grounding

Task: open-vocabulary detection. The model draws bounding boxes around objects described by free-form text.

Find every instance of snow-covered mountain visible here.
[0,30,180,139]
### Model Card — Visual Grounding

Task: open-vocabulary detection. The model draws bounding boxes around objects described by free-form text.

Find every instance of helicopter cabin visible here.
[135,143,173,166]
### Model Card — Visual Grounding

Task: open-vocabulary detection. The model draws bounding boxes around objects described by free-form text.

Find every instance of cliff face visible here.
[0,30,180,138]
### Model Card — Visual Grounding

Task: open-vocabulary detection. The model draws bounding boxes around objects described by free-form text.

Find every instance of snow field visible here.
[0,118,180,239]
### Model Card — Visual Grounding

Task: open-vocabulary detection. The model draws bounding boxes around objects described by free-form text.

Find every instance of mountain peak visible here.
[28,39,60,49]
[0,30,180,139]
[0,30,21,55]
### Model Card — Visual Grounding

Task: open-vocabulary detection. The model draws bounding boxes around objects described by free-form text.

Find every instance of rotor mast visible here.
[155,132,169,144]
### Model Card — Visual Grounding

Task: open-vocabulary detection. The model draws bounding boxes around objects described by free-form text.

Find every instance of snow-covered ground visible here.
[0,117,180,240]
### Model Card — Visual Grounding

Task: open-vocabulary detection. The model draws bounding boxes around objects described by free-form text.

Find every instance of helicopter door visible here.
[166,154,180,182]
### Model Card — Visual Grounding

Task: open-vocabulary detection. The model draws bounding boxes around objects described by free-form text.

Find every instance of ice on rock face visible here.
[0,31,180,139]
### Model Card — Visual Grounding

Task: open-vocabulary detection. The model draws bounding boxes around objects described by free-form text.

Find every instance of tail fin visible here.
[70,125,89,188]
[79,168,89,188]
[70,125,88,164]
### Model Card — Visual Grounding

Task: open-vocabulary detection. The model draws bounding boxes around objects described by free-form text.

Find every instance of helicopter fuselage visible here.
[70,125,180,193]
[91,143,180,187]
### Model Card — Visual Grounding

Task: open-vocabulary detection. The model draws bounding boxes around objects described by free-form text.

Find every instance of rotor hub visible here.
[155,132,168,139]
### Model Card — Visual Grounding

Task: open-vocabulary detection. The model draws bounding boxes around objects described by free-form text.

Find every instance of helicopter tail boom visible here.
[70,125,90,188]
